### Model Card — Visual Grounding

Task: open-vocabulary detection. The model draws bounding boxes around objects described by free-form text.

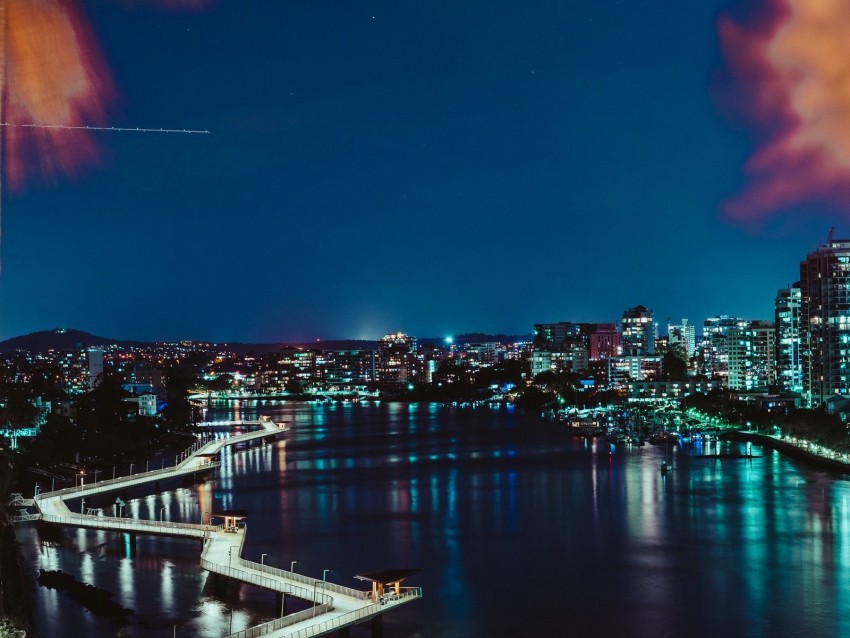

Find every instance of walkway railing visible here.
[204,525,337,604]
[200,557,332,605]
[35,419,283,503]
[9,493,34,507]
[10,511,41,523]
[224,604,333,638]
[36,460,222,502]
[35,435,220,501]
[39,512,223,539]
[236,560,371,602]
[238,587,422,638]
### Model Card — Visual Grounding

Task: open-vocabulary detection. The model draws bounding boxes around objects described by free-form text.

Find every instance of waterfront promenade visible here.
[686,408,850,473]
[21,417,421,637]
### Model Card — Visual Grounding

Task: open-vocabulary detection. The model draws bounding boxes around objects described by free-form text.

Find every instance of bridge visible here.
[15,417,421,637]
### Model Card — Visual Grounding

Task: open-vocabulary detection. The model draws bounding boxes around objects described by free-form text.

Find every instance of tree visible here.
[658,344,689,381]
[161,365,196,430]
[0,389,38,431]
[0,617,26,637]
[206,374,235,394]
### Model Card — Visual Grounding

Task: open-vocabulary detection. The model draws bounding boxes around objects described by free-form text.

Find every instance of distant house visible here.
[824,394,850,421]
[122,393,159,417]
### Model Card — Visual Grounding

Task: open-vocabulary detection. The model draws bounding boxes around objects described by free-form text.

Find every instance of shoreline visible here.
[724,430,850,475]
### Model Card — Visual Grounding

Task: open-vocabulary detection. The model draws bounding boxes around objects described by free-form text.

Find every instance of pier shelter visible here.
[356,569,423,603]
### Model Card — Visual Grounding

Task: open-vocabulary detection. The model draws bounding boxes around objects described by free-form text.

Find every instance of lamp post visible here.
[312,580,321,617]
[322,569,329,605]
[81,498,85,520]
[129,463,135,475]
[290,560,298,574]
[261,553,267,566]
[112,466,116,480]
[93,470,100,483]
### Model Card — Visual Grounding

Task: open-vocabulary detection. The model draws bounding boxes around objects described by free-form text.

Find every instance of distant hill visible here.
[0,329,530,355]
[0,329,377,355]
[0,329,143,353]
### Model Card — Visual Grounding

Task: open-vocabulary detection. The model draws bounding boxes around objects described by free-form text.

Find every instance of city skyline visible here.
[0,1,845,343]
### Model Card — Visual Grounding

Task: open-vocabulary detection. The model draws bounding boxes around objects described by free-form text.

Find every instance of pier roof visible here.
[355,568,423,585]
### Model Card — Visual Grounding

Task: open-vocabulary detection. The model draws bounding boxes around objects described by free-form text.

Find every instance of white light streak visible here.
[0,122,210,134]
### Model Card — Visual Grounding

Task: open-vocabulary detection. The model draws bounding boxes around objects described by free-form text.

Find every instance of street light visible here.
[321,569,330,608]
[312,580,321,617]
[130,463,135,475]
[261,553,267,566]
[290,560,299,574]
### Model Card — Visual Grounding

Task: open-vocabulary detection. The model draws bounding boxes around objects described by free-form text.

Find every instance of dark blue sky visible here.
[0,1,836,342]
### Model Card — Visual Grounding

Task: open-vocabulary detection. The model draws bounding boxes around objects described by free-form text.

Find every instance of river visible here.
[15,400,850,637]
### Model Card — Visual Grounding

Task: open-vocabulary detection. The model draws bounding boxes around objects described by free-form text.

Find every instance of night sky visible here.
[0,1,838,343]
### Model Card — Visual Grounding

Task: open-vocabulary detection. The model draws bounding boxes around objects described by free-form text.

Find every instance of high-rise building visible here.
[323,350,375,386]
[800,237,850,407]
[775,283,803,395]
[582,323,620,360]
[534,322,618,360]
[376,332,417,383]
[727,320,775,392]
[667,318,696,357]
[621,306,656,356]
[701,315,749,385]
[533,322,582,348]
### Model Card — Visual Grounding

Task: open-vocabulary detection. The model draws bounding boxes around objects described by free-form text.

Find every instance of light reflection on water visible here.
[16,401,850,637]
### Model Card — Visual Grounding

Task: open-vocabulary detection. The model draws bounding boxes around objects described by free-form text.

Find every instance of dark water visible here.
[16,401,850,637]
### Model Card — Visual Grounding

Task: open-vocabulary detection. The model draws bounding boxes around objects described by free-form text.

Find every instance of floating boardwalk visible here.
[17,418,421,637]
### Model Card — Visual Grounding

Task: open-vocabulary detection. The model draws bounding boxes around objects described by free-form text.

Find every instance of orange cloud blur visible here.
[1,0,206,189]
[4,0,113,188]
[719,0,850,219]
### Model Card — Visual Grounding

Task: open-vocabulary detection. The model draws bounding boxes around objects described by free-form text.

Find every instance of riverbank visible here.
[724,429,850,475]
[0,503,34,635]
